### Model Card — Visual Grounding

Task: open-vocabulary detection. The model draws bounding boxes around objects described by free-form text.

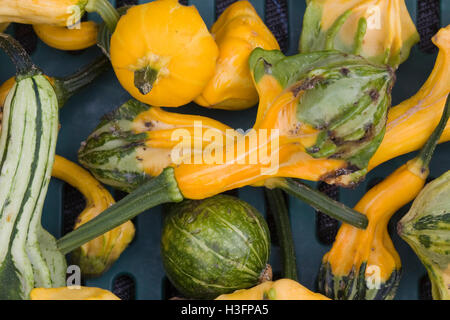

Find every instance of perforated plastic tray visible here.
[0,0,448,300]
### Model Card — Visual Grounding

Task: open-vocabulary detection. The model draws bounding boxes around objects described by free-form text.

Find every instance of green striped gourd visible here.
[0,33,66,299]
[398,171,450,300]
[161,195,271,299]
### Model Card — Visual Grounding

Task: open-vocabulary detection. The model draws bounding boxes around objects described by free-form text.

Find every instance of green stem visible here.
[417,95,450,169]
[325,10,351,50]
[268,178,368,229]
[86,0,120,33]
[265,189,298,281]
[52,55,110,107]
[0,33,40,78]
[134,66,158,95]
[57,168,183,254]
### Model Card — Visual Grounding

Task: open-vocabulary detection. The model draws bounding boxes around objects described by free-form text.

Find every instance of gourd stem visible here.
[57,168,183,254]
[0,33,40,77]
[134,66,158,95]
[265,189,298,281]
[86,0,120,33]
[269,178,368,229]
[417,95,450,169]
[53,55,110,106]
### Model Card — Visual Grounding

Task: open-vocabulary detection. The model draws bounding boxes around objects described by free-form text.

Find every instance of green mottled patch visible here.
[414,213,450,231]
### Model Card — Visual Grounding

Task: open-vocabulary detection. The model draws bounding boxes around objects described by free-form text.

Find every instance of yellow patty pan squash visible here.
[300,0,419,67]
[30,287,120,300]
[110,0,219,107]
[216,279,330,300]
[195,0,280,110]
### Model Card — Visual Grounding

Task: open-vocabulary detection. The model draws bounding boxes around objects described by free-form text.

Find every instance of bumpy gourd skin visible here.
[110,0,219,107]
[300,0,419,68]
[216,279,330,300]
[398,171,450,300]
[195,0,280,110]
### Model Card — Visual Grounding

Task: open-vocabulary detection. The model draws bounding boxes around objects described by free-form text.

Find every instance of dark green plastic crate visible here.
[0,0,448,300]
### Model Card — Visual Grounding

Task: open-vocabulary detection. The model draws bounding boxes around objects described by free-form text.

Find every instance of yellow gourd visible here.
[0,0,118,32]
[319,94,449,300]
[52,156,135,278]
[369,25,450,170]
[110,0,219,107]
[33,22,98,51]
[195,0,280,110]
[216,279,330,300]
[30,287,120,300]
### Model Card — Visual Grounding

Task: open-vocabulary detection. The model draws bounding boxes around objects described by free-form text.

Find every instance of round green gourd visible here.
[161,195,271,299]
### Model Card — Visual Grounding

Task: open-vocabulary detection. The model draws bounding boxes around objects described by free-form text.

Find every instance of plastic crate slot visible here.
[162,276,185,300]
[112,274,136,300]
[179,0,188,5]
[116,0,138,8]
[265,0,289,53]
[417,0,441,54]
[222,188,239,198]
[62,183,86,236]
[366,177,384,191]
[13,24,37,55]
[315,182,340,245]
[419,273,433,300]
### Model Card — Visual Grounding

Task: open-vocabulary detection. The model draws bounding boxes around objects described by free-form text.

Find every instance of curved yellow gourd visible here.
[110,0,219,107]
[30,287,120,300]
[195,0,280,110]
[369,25,450,169]
[216,279,330,300]
[52,156,135,277]
[320,160,426,299]
[0,0,80,25]
[33,22,98,51]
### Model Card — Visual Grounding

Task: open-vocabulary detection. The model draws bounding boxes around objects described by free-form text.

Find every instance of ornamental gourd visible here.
[161,195,271,299]
[216,279,330,300]
[0,34,65,300]
[110,0,219,107]
[194,0,280,110]
[52,156,135,278]
[398,171,450,300]
[33,22,98,51]
[319,95,449,300]
[30,287,120,300]
[300,0,419,68]
[0,0,118,32]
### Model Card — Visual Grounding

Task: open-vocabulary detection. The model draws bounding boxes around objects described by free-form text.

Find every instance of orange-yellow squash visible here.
[30,287,120,300]
[319,95,449,300]
[216,279,330,300]
[33,22,98,51]
[195,0,280,110]
[52,156,135,278]
[110,0,219,107]
[0,0,118,32]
